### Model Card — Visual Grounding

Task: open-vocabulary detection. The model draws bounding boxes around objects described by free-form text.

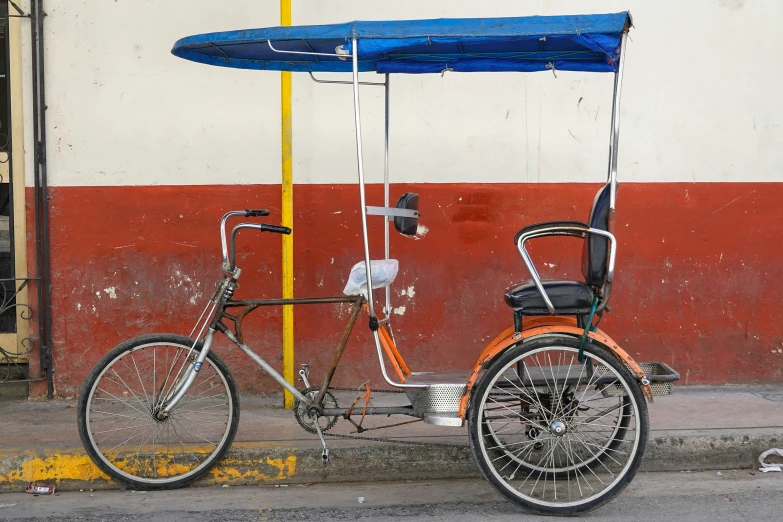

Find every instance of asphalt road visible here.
[0,470,779,521]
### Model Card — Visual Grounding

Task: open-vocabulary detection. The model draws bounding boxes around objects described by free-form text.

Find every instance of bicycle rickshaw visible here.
[77,11,679,515]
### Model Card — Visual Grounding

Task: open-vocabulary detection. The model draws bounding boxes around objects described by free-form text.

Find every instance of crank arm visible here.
[310,412,330,465]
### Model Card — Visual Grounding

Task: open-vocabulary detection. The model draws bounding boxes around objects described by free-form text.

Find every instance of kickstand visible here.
[309,411,330,465]
[344,381,372,434]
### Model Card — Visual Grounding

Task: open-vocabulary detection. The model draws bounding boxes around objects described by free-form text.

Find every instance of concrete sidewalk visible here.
[0,385,780,492]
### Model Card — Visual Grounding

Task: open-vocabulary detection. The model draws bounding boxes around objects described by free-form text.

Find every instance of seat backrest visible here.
[581,183,612,288]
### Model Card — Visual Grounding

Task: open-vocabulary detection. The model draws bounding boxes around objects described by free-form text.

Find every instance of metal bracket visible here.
[308,71,385,86]
[365,206,419,219]
[8,1,27,16]
[267,40,351,59]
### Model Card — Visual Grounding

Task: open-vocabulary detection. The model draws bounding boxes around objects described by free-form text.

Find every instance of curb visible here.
[0,433,778,492]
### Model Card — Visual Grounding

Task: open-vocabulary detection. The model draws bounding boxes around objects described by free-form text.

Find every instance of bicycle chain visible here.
[292,386,404,434]
[295,386,464,448]
[323,431,464,448]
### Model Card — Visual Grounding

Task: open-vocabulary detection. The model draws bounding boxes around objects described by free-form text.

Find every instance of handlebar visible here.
[220,210,291,272]
[260,224,292,235]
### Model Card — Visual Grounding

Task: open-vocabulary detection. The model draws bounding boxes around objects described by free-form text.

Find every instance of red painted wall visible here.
[34,183,783,397]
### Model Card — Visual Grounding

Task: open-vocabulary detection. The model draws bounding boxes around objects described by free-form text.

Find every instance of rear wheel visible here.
[468,336,648,515]
[77,334,239,489]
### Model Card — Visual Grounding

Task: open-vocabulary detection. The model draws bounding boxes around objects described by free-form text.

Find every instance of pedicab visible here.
[77,11,680,515]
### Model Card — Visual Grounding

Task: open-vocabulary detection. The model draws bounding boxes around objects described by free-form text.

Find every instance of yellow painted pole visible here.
[281,0,295,408]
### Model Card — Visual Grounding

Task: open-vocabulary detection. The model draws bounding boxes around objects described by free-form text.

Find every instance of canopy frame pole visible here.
[383,73,391,319]
[607,30,628,211]
[351,39,424,390]
[351,38,375,321]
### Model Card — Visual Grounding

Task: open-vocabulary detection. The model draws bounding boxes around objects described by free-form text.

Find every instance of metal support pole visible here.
[280,0,295,408]
[29,0,52,398]
[28,1,45,389]
[38,0,53,399]
[351,38,375,320]
[352,44,422,390]
[383,74,391,317]
[607,31,628,211]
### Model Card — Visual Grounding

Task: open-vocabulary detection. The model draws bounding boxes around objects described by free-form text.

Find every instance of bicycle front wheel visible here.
[77,334,239,489]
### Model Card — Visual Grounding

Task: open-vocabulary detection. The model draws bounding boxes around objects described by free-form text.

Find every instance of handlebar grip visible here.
[262,224,292,235]
[245,209,271,217]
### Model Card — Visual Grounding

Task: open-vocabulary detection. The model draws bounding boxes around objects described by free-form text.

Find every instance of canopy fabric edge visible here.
[172,12,632,75]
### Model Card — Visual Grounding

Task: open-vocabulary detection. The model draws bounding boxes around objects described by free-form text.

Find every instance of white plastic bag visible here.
[759,448,783,472]
[343,259,399,296]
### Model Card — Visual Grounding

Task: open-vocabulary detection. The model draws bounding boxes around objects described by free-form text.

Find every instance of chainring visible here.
[293,386,340,434]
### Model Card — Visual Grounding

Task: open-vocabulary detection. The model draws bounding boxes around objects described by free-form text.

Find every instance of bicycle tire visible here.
[468,336,649,515]
[77,333,240,490]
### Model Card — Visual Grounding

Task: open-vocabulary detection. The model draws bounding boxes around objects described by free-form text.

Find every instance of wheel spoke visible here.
[125,353,152,410]
[170,416,218,446]
[109,369,151,415]
[94,388,148,417]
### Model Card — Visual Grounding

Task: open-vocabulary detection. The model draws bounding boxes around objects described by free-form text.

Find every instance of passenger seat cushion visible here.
[504,280,594,313]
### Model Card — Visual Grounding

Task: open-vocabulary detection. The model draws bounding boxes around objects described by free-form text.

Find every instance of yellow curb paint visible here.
[209,455,296,482]
[0,451,110,486]
[0,450,296,488]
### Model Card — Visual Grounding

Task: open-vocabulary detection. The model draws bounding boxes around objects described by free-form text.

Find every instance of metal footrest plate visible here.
[598,361,680,397]
[403,370,470,424]
[423,412,464,427]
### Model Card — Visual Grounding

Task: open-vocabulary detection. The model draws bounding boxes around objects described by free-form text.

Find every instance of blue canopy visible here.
[172,12,631,74]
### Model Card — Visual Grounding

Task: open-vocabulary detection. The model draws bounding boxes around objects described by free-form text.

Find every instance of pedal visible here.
[321,447,329,465]
[298,364,311,389]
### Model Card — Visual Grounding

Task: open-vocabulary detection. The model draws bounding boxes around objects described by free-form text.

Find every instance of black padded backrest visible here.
[581,184,611,288]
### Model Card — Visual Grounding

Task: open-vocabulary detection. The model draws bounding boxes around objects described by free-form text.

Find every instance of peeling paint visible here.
[103,287,117,299]
[415,224,429,239]
[393,305,407,315]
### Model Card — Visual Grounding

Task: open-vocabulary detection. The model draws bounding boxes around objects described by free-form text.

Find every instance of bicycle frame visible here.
[162,285,420,417]
[158,210,421,419]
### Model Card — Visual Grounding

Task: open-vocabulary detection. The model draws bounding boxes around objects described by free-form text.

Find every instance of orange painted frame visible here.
[457,317,653,418]
[378,324,411,382]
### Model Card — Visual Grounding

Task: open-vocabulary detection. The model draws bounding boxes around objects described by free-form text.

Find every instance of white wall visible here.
[22,0,783,186]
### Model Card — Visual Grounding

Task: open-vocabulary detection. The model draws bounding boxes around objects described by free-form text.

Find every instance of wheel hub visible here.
[549,420,567,436]
[152,405,170,422]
